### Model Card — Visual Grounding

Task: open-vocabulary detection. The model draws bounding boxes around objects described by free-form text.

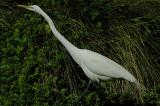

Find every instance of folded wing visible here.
[81,49,137,82]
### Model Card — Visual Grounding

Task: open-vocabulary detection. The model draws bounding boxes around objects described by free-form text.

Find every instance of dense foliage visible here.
[0,0,160,105]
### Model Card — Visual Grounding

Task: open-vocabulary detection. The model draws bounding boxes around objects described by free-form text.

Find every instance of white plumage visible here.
[79,49,137,82]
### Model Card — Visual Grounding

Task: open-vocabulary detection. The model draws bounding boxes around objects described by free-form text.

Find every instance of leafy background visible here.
[0,0,160,105]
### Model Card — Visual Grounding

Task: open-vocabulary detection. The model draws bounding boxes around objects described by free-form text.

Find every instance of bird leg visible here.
[72,80,92,105]
[84,80,92,92]
[79,80,92,98]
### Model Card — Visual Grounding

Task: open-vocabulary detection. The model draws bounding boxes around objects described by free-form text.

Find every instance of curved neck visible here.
[37,9,78,52]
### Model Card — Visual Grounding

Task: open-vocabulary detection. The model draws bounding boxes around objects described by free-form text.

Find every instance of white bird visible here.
[17,5,145,90]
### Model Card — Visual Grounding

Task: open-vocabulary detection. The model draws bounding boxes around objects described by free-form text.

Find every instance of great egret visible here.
[17,5,145,90]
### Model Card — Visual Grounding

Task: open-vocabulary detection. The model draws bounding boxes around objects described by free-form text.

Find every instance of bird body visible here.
[77,49,137,82]
[17,5,145,90]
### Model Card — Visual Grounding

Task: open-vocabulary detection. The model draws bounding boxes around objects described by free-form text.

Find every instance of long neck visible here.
[37,9,78,53]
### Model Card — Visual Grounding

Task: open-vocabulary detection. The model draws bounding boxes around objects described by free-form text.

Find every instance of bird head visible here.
[17,5,41,12]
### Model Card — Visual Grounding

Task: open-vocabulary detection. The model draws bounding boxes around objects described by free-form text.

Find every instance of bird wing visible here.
[81,49,136,82]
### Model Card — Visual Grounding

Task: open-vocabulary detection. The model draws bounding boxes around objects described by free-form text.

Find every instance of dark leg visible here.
[84,80,92,92]
[72,80,92,105]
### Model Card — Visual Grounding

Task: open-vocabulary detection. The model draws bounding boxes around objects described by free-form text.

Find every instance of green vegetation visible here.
[0,0,160,105]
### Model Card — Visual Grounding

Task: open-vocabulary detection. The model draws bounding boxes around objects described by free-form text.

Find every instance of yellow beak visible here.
[17,5,32,10]
[17,5,27,8]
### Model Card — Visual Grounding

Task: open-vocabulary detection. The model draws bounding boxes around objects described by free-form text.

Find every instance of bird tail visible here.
[134,80,146,92]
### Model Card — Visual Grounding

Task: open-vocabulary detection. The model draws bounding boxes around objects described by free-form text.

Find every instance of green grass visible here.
[0,0,160,105]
